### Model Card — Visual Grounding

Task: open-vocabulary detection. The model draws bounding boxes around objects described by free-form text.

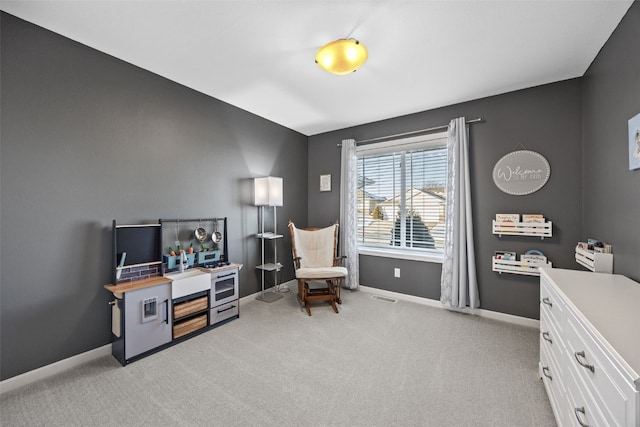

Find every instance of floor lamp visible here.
[255,176,284,303]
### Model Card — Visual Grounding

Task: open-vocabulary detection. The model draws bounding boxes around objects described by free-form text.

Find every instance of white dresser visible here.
[539,268,640,427]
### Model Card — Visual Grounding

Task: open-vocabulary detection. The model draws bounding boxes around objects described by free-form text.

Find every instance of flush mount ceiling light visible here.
[315,38,368,75]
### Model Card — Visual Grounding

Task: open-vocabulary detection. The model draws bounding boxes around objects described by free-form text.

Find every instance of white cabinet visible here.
[122,282,172,360]
[539,268,640,427]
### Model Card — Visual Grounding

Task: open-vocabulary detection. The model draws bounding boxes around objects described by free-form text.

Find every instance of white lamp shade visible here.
[254,176,283,206]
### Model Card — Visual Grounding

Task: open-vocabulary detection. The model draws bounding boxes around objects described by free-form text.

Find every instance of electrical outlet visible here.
[394,268,401,278]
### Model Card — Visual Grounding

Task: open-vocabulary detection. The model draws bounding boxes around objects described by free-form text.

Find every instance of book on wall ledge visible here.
[495,214,520,223]
[522,214,545,223]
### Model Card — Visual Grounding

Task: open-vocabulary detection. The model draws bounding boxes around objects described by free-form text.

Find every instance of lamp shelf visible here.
[254,176,285,303]
[492,220,552,239]
[256,263,283,272]
[256,233,283,239]
[492,257,552,276]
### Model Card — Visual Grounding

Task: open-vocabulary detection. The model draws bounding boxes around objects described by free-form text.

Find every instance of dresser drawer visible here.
[565,309,634,427]
[540,306,566,363]
[565,357,609,427]
[540,276,565,334]
[540,333,567,427]
[538,269,640,427]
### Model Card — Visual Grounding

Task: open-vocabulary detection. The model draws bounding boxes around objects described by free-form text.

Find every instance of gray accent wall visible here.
[309,80,583,320]
[0,13,307,380]
[582,1,640,281]
[309,1,640,319]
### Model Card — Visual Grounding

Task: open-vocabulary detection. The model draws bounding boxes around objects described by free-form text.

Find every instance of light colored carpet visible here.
[1,287,556,426]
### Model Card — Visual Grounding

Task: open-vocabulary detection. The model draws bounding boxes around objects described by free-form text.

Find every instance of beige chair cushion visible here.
[295,266,347,280]
[291,224,337,268]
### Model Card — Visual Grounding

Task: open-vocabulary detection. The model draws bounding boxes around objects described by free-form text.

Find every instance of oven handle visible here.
[218,305,237,314]
[213,272,236,280]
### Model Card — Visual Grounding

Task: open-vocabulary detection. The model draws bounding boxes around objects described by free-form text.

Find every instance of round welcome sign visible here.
[492,150,550,195]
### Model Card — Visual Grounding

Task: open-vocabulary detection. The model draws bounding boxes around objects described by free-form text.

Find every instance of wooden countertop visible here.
[104,276,172,295]
[104,263,243,295]
[201,262,243,274]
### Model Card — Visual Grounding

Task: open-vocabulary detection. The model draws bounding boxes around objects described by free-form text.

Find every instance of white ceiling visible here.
[1,0,634,136]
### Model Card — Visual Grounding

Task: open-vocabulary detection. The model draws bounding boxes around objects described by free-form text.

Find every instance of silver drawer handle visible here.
[574,407,590,427]
[542,331,553,344]
[541,297,553,307]
[574,351,595,373]
[542,366,552,380]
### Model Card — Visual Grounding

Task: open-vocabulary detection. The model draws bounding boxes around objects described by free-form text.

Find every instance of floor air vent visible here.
[370,295,398,303]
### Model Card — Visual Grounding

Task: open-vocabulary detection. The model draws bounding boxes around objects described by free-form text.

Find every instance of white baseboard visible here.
[358,285,539,329]
[0,344,112,395]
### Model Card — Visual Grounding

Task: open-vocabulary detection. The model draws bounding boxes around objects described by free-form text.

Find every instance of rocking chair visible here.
[288,221,347,316]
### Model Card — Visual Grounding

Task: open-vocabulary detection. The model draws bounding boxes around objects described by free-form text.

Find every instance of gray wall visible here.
[309,79,584,320]
[582,1,640,281]
[0,13,307,380]
[3,2,638,382]
[309,2,640,316]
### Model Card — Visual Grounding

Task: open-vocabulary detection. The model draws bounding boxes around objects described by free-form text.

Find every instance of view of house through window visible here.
[356,132,448,254]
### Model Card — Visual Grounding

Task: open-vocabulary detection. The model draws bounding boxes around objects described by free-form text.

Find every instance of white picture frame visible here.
[320,174,331,192]
[629,112,640,171]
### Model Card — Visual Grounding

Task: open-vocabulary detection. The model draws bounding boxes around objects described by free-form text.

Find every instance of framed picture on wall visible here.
[320,174,331,192]
[629,112,640,171]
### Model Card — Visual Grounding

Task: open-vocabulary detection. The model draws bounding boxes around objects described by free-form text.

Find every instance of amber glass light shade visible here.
[315,39,368,75]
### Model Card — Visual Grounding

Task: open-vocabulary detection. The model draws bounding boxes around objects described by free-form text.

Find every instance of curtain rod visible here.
[337,117,483,147]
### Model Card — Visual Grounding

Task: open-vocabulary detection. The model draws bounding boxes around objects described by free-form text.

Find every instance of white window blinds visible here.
[356,132,447,253]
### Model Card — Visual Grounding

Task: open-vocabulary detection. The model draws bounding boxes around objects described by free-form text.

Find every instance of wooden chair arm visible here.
[333,255,347,267]
[293,257,302,269]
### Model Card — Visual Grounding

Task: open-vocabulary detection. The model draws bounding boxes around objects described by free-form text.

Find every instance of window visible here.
[356,132,447,260]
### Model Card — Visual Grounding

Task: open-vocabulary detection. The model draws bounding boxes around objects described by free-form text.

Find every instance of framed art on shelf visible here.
[629,112,640,171]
